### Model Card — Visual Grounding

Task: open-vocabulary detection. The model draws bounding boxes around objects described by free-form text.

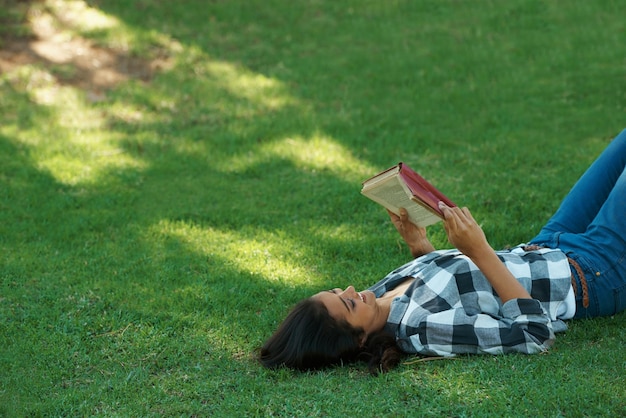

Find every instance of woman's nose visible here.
[342,286,356,295]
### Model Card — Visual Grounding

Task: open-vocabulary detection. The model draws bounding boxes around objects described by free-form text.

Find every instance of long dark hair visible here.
[259,298,404,375]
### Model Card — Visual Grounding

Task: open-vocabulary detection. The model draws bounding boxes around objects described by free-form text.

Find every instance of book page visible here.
[362,175,442,227]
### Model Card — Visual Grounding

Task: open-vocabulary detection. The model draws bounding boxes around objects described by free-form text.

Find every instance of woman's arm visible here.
[388,208,435,258]
[438,202,531,302]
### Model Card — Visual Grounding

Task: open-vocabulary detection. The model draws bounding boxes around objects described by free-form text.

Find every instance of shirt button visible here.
[596,271,601,276]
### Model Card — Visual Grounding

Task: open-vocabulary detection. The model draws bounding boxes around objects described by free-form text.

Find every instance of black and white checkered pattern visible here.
[369,245,572,356]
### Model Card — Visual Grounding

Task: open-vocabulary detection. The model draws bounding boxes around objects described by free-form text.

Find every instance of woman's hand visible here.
[438,202,531,302]
[438,202,490,259]
[388,208,435,258]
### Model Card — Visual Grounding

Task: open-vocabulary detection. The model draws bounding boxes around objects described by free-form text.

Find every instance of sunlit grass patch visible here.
[220,134,374,180]
[1,69,145,186]
[146,219,315,286]
[29,0,179,57]
[39,0,119,32]
[202,59,299,110]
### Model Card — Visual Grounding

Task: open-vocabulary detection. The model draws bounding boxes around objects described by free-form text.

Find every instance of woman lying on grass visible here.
[259,129,626,375]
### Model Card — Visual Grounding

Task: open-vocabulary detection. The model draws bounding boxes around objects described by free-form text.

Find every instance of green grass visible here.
[1,0,625,416]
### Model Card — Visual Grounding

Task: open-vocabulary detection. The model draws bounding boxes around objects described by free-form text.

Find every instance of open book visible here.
[361,163,456,227]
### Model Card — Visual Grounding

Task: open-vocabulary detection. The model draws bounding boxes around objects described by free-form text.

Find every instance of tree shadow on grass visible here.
[3,1,625,414]
[0,121,334,414]
[0,25,390,409]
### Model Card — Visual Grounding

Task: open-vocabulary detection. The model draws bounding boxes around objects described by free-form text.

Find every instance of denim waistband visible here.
[567,256,589,309]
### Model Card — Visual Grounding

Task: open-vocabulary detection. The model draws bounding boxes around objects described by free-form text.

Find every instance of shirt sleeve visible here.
[403,298,555,356]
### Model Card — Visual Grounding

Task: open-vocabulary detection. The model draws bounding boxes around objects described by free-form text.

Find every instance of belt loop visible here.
[568,257,590,308]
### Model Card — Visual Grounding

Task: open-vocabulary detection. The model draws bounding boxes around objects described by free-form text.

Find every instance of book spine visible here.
[398,163,455,215]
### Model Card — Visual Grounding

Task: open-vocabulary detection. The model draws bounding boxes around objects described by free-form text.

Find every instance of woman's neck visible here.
[374,278,415,326]
[382,277,414,299]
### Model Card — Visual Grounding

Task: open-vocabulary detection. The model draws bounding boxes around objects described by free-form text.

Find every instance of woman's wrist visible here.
[409,240,435,258]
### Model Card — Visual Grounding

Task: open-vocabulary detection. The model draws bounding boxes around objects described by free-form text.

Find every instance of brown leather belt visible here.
[567,256,590,309]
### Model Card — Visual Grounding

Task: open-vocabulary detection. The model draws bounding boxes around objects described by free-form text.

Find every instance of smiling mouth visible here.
[358,292,366,303]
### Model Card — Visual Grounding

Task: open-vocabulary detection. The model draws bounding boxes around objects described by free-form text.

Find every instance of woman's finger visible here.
[462,207,478,225]
[440,202,457,232]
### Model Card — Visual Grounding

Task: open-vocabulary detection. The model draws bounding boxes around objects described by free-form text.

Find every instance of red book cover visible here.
[398,163,456,216]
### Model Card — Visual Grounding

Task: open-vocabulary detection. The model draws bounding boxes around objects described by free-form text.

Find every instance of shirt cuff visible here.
[501,298,546,318]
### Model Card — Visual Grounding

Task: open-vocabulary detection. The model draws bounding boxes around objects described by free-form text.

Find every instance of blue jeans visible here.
[530,129,626,318]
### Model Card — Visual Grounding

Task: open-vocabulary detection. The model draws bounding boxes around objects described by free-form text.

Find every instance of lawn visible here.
[1,0,625,416]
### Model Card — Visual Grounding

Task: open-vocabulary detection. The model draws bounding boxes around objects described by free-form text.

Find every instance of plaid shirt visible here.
[368,246,573,357]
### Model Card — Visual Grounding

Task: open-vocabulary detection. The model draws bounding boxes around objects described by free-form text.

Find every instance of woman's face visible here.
[313,286,386,337]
